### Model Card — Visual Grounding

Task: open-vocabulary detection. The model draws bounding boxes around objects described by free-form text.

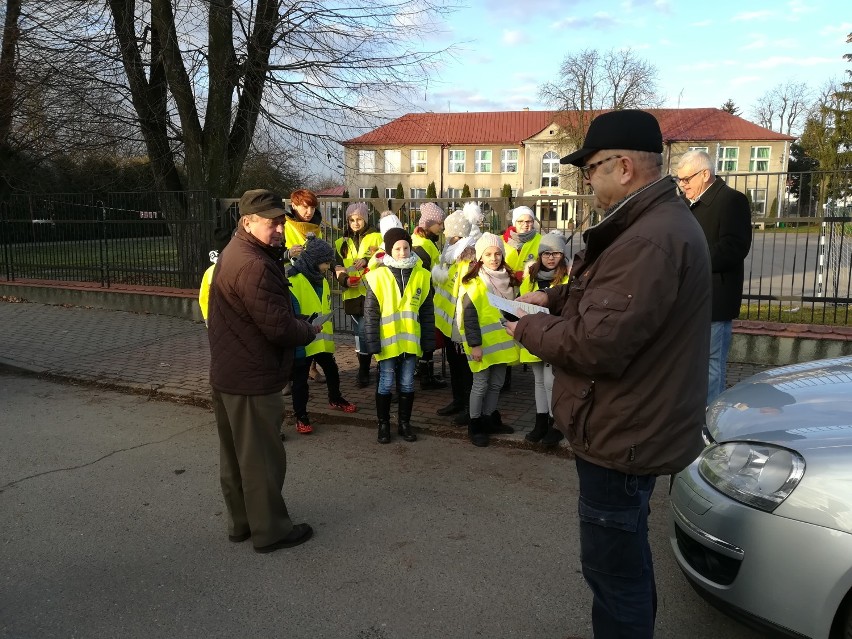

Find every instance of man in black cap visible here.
[505,110,711,638]
[208,188,319,553]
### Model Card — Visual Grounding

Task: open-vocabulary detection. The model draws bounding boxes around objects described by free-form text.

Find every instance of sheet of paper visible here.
[311,312,333,326]
[486,293,550,316]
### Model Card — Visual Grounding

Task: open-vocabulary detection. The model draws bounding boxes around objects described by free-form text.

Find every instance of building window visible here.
[749,146,770,172]
[748,188,767,215]
[411,150,427,173]
[358,188,372,198]
[688,146,709,153]
[384,150,401,173]
[541,151,560,187]
[410,188,426,199]
[385,188,395,199]
[448,150,465,173]
[501,149,518,173]
[447,188,463,211]
[475,150,492,173]
[717,147,738,172]
[474,188,491,199]
[358,150,375,173]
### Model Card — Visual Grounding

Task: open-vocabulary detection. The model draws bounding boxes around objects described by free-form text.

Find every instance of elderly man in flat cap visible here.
[506,110,711,638]
[208,189,319,554]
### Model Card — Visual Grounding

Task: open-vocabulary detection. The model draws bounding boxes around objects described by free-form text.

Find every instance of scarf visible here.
[537,265,557,282]
[288,257,326,287]
[507,228,536,250]
[382,253,419,270]
[479,265,514,299]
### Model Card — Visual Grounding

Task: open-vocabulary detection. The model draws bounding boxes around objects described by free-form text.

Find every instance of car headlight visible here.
[698,442,805,512]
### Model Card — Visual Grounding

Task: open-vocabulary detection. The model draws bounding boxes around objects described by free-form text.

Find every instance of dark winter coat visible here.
[688,177,753,321]
[362,263,436,356]
[515,177,711,476]
[208,225,317,395]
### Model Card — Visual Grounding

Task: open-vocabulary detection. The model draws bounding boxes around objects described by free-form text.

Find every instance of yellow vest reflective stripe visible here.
[289,274,335,355]
[335,232,383,301]
[518,274,569,363]
[505,234,542,273]
[457,277,519,373]
[364,265,430,361]
[412,234,440,268]
[434,261,461,336]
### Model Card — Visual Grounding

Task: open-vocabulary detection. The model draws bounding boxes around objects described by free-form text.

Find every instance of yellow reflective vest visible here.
[289,273,335,356]
[412,234,440,269]
[457,275,520,373]
[505,234,542,275]
[285,220,322,252]
[434,260,464,337]
[364,265,431,361]
[518,274,569,363]
[198,263,216,325]
[335,232,383,302]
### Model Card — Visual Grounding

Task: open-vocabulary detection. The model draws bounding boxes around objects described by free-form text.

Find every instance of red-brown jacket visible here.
[208,225,316,395]
[515,177,711,475]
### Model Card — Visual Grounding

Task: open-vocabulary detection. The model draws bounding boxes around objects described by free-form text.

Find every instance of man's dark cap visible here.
[238,189,286,219]
[560,110,663,166]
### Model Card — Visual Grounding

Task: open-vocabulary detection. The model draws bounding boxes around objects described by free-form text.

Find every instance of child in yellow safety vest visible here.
[430,207,477,422]
[411,202,448,391]
[457,232,520,447]
[198,226,234,326]
[288,237,356,435]
[518,231,571,447]
[334,202,382,388]
[362,227,436,445]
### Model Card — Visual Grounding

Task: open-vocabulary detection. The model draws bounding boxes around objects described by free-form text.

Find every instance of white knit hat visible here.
[378,212,404,235]
[475,232,504,261]
[512,206,535,226]
[443,211,471,239]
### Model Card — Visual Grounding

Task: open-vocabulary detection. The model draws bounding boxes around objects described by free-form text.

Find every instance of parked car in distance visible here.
[670,356,852,638]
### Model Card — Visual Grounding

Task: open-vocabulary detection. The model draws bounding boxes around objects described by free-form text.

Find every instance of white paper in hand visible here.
[311,312,333,326]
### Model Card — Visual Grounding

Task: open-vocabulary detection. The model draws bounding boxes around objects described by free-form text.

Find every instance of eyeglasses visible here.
[541,251,563,259]
[674,169,705,185]
[578,155,623,180]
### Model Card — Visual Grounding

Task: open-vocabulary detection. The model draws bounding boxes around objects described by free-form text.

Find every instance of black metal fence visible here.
[2,179,851,326]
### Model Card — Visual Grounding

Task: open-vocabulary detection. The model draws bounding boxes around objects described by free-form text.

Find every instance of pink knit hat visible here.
[418,202,445,229]
[345,202,369,221]
[475,232,504,261]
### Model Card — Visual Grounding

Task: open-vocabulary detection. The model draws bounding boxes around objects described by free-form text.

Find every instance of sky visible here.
[409,0,851,118]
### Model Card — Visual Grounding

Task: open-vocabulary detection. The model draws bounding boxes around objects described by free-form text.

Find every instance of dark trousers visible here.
[575,456,657,639]
[446,340,473,402]
[212,389,293,548]
[291,351,342,418]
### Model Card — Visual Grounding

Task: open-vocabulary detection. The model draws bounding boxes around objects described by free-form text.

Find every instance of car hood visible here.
[707,356,852,450]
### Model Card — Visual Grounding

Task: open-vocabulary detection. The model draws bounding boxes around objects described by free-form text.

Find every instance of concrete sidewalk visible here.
[0,299,769,446]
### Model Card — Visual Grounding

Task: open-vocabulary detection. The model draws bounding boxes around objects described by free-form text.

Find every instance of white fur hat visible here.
[378,212,404,235]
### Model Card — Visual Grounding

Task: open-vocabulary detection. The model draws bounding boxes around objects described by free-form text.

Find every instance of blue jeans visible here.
[708,320,733,405]
[575,456,657,639]
[377,354,417,394]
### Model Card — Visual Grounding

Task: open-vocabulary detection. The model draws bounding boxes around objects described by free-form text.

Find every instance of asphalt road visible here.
[0,370,766,639]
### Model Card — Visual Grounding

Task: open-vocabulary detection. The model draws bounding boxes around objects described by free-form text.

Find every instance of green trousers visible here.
[212,389,294,548]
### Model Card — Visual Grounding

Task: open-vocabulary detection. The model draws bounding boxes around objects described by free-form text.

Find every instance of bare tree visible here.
[0,0,21,144]
[5,0,453,283]
[751,81,812,136]
[539,47,662,195]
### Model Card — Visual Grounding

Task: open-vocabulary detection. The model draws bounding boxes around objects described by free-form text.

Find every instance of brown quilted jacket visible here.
[208,225,316,395]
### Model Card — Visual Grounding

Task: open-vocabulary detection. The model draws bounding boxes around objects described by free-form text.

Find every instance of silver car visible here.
[670,356,852,638]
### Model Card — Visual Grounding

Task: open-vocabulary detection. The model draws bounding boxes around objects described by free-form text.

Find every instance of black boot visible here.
[397,391,417,442]
[437,362,466,415]
[468,416,489,447]
[486,409,514,434]
[452,407,470,427]
[357,353,372,388]
[525,413,550,443]
[541,416,564,448]
[418,359,448,390]
[499,367,513,394]
[376,392,392,444]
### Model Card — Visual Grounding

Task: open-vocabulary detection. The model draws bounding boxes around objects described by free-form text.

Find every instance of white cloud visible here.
[731,10,775,22]
[741,36,768,51]
[786,0,813,14]
[551,12,619,30]
[819,22,852,36]
[502,30,527,46]
[746,55,838,70]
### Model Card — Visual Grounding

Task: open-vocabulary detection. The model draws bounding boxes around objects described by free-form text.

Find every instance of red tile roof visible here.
[343,109,795,146]
[314,186,346,197]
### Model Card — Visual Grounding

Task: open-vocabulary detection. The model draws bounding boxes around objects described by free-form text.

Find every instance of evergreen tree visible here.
[426,181,437,198]
[395,182,404,199]
[370,184,379,198]
[721,99,740,116]
[461,183,471,198]
[500,183,512,197]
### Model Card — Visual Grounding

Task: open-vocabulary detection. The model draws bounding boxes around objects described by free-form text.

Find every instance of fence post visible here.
[97,200,110,287]
[0,200,11,281]
[817,221,826,298]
